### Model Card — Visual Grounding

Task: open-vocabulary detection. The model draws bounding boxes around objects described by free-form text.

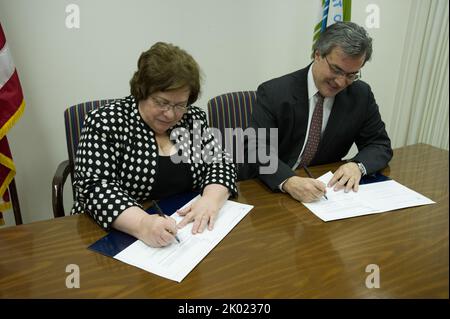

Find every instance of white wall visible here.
[0,0,412,226]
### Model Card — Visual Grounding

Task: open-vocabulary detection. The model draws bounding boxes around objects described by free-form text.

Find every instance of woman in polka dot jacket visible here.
[71,42,237,247]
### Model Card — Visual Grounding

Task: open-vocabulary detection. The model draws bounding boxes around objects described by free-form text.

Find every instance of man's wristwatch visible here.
[349,160,367,176]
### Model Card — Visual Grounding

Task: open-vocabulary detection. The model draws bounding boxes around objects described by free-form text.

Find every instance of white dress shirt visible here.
[279,63,334,191]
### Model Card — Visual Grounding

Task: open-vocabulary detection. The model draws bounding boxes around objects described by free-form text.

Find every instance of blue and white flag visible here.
[312,0,352,51]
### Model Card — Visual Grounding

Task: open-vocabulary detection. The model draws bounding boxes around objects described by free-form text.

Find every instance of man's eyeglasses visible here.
[324,56,361,81]
[150,96,189,113]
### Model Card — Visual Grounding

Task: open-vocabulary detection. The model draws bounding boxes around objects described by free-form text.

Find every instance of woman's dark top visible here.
[149,155,192,199]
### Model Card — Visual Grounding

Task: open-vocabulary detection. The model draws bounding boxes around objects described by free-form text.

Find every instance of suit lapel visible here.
[288,67,310,167]
[318,87,350,152]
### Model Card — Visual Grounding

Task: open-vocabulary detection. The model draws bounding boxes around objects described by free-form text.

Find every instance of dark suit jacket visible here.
[240,65,393,191]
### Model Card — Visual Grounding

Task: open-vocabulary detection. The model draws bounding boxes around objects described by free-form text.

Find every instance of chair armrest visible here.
[52,160,72,218]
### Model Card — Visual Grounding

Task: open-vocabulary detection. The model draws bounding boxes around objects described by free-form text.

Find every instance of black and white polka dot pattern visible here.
[71,95,237,230]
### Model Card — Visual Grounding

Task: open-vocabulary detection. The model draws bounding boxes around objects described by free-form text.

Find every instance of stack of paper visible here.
[115,197,253,282]
[303,171,435,221]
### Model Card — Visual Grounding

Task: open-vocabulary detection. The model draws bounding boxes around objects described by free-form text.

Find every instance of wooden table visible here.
[0,144,448,298]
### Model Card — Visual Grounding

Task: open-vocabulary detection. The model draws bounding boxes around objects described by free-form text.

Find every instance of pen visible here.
[303,166,328,200]
[152,200,181,243]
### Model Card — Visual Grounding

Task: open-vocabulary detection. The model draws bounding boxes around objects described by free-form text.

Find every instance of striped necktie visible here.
[299,93,324,167]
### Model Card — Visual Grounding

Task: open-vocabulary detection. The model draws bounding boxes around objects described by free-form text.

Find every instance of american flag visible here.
[0,22,25,224]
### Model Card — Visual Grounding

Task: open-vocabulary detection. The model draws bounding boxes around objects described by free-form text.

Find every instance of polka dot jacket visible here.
[71,95,237,230]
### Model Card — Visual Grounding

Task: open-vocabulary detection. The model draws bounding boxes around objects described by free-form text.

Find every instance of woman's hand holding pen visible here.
[283,176,327,202]
[137,214,179,248]
[112,206,179,248]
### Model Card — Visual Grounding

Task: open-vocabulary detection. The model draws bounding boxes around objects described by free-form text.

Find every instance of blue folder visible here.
[88,191,199,257]
[359,172,390,185]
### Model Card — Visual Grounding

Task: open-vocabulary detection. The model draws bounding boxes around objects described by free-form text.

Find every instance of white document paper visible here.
[303,171,435,221]
[114,197,253,282]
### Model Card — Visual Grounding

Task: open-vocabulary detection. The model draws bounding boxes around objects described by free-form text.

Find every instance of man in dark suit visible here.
[241,22,392,202]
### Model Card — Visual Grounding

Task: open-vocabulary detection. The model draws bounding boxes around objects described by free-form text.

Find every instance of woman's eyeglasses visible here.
[150,96,189,113]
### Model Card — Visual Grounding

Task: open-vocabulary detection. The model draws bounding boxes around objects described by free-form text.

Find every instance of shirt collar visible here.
[307,62,320,100]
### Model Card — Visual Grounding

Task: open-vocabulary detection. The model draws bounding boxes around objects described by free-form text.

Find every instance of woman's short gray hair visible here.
[312,21,373,63]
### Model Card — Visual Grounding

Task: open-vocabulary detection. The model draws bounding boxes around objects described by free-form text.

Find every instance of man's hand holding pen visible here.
[303,166,328,200]
[281,165,328,203]
[282,175,328,203]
